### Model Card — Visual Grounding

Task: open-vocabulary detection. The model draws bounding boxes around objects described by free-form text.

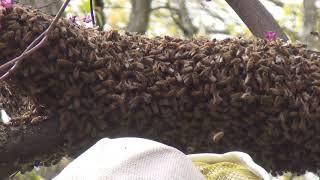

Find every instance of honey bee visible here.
[3,31,15,41]
[212,131,224,143]
[176,87,187,97]
[128,96,142,109]
[57,59,74,68]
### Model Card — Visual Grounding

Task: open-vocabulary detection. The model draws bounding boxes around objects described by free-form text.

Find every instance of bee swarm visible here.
[1,5,320,173]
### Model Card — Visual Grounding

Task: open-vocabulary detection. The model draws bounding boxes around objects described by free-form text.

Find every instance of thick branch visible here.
[225,0,288,40]
[0,120,63,179]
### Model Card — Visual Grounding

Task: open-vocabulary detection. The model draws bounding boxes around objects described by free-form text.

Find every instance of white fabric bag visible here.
[53,137,205,180]
[54,137,270,180]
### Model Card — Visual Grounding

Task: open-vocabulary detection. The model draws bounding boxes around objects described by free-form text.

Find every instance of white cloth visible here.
[53,137,205,180]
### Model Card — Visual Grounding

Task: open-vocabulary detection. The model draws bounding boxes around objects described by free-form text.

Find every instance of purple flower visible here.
[69,15,77,23]
[1,0,12,9]
[82,14,92,23]
[265,31,277,41]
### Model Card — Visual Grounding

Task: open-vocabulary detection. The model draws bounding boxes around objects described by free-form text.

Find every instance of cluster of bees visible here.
[0,5,320,173]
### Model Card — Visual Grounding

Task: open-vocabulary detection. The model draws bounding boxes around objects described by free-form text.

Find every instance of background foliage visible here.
[65,0,319,49]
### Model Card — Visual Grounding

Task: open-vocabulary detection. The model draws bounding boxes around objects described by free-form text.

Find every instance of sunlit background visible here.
[65,0,319,49]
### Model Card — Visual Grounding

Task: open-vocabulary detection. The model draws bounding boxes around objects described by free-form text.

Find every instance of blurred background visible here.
[15,0,320,49]
[3,0,320,179]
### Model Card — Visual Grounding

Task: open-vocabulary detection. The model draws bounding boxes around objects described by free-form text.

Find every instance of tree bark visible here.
[127,0,152,33]
[303,0,318,50]
[94,0,106,31]
[225,0,289,40]
[18,0,62,15]
[0,120,63,178]
[1,4,320,178]
[171,0,198,38]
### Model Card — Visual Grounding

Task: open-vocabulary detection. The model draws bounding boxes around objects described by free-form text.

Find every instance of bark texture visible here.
[303,0,318,50]
[0,5,319,178]
[94,0,106,31]
[171,0,198,38]
[18,0,62,15]
[0,120,63,178]
[225,0,289,41]
[127,0,152,33]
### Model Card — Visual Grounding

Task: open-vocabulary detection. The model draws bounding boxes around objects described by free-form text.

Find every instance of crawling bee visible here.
[212,131,224,143]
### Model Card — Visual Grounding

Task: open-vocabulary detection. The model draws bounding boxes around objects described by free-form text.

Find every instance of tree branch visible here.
[268,0,284,7]
[225,0,288,40]
[151,5,179,12]
[199,2,226,23]
[204,28,230,35]
[171,0,198,38]
[0,120,63,179]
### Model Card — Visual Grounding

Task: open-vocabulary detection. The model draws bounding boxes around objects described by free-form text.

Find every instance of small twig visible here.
[0,36,47,80]
[0,29,47,80]
[151,5,179,12]
[0,0,71,81]
[199,2,225,23]
[104,5,126,9]
[90,0,95,26]
[46,0,71,33]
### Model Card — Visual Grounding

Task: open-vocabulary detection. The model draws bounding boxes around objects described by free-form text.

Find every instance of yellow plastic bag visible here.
[189,152,270,180]
[193,161,260,180]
